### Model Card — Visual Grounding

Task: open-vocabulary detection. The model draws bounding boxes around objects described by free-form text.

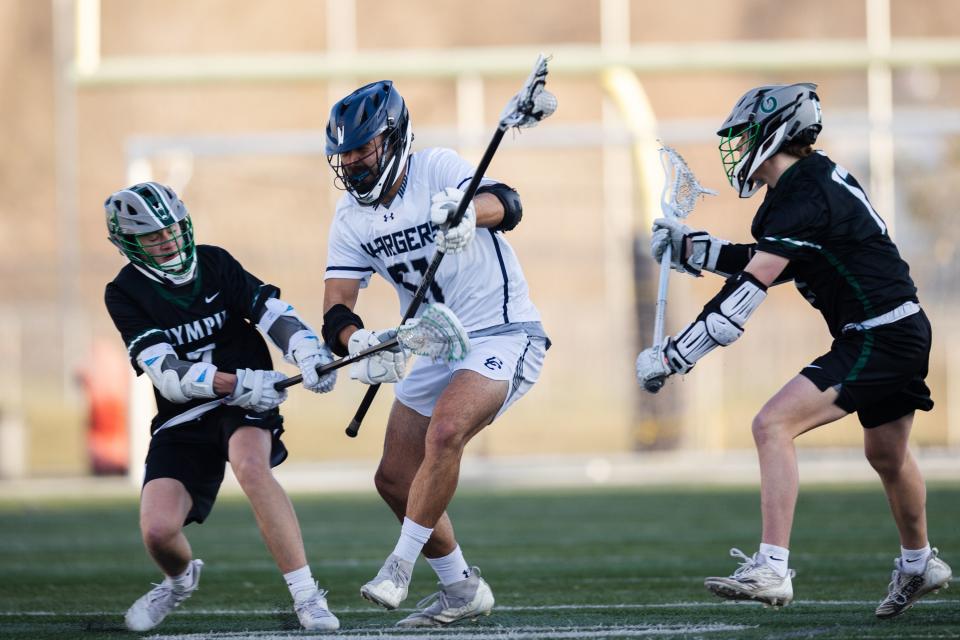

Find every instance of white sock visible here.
[168,562,194,591]
[759,543,790,578]
[427,545,472,586]
[392,517,433,564]
[283,565,317,602]
[900,544,931,575]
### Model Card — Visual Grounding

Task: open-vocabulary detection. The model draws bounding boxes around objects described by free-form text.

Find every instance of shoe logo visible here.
[462,569,471,579]
[769,556,785,562]
[205,291,221,303]
[904,558,920,563]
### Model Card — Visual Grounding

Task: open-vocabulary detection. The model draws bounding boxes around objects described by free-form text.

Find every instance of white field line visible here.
[1,599,955,616]
[145,623,754,640]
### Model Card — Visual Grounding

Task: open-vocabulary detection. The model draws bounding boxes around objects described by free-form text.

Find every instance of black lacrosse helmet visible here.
[325,80,413,207]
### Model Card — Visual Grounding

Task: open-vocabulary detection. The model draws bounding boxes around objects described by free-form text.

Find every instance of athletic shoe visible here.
[294,586,340,631]
[124,559,204,631]
[704,548,795,607]
[396,567,495,627]
[360,554,414,610]
[875,548,952,619]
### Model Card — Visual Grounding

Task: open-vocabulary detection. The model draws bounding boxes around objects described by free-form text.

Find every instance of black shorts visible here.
[800,310,934,428]
[143,405,287,525]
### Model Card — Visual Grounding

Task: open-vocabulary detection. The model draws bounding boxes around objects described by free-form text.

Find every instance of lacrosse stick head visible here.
[499,54,558,131]
[396,303,469,362]
[659,144,717,220]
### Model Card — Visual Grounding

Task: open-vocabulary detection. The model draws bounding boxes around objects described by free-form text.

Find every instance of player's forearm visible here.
[473,192,505,228]
[213,371,237,396]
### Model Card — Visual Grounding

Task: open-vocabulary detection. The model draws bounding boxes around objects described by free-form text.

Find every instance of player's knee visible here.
[865,444,904,478]
[373,465,408,503]
[141,520,181,551]
[425,419,467,454]
[231,455,271,488]
[751,411,787,447]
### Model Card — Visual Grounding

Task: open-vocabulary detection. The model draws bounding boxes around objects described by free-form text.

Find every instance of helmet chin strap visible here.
[132,249,197,286]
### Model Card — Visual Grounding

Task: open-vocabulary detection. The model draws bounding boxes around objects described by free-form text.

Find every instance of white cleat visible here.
[876,548,953,619]
[704,548,794,607]
[396,567,495,627]
[124,559,203,631]
[294,586,340,631]
[360,554,414,610]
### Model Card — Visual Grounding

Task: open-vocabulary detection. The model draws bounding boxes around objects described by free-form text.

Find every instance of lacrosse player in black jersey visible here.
[104,182,340,632]
[636,84,951,617]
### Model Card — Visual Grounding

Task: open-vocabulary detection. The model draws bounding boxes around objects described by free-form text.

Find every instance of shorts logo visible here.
[484,356,503,371]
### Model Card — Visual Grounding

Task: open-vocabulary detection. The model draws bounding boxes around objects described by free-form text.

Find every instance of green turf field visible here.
[1,484,958,639]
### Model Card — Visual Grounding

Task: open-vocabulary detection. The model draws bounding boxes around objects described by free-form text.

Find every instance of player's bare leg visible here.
[126,479,203,631]
[864,413,926,547]
[228,427,339,631]
[752,375,848,548]
[140,478,194,576]
[705,375,847,606]
[362,371,504,619]
[406,370,505,524]
[375,400,458,557]
[867,413,953,617]
[229,427,306,573]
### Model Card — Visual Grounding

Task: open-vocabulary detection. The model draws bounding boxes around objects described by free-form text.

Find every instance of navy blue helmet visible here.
[326,80,413,207]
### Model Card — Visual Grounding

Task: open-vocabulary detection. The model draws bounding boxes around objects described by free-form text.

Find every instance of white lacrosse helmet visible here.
[105,182,197,286]
[717,83,822,198]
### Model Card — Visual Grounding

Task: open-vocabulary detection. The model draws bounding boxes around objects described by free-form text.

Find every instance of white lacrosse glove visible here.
[430,187,476,254]
[348,329,408,385]
[651,218,721,277]
[635,346,677,390]
[290,335,336,394]
[226,368,288,412]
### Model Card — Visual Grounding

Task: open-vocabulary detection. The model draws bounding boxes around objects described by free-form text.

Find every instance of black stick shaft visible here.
[345,127,508,438]
[273,336,400,391]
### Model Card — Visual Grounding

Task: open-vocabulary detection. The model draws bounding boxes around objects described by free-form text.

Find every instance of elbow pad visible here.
[256,297,318,364]
[477,183,522,232]
[137,343,218,403]
[664,271,767,374]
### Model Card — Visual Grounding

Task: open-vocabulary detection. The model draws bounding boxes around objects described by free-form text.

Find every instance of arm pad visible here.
[663,271,767,374]
[136,342,218,403]
[256,296,319,364]
[321,304,364,357]
[476,183,522,232]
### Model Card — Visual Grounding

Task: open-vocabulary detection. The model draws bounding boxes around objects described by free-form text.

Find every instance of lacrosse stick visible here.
[344,54,557,438]
[275,303,469,391]
[645,145,717,393]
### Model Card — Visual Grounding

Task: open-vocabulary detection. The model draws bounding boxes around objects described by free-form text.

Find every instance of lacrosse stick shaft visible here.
[345,127,508,438]
[274,336,401,391]
[645,245,672,393]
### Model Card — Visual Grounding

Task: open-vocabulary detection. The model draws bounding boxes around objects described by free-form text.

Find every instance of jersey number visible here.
[831,165,887,234]
[386,257,445,303]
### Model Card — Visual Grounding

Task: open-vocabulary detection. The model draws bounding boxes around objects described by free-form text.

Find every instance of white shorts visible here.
[394,333,547,420]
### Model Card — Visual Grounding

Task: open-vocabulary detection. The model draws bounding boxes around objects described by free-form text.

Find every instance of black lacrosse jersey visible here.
[751,152,918,338]
[104,245,276,431]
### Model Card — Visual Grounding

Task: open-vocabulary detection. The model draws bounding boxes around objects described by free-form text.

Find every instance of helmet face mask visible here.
[325,80,413,207]
[105,182,197,286]
[716,83,822,198]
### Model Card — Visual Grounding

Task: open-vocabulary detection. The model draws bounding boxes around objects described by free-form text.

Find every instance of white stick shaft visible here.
[653,244,671,350]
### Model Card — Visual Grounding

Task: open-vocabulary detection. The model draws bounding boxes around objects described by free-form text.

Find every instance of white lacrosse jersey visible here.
[324,147,541,333]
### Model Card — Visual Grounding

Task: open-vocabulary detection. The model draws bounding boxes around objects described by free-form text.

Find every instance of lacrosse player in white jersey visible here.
[320,80,549,627]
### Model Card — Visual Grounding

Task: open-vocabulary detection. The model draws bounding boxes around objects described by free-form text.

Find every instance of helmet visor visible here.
[117,218,196,276]
[718,122,760,188]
